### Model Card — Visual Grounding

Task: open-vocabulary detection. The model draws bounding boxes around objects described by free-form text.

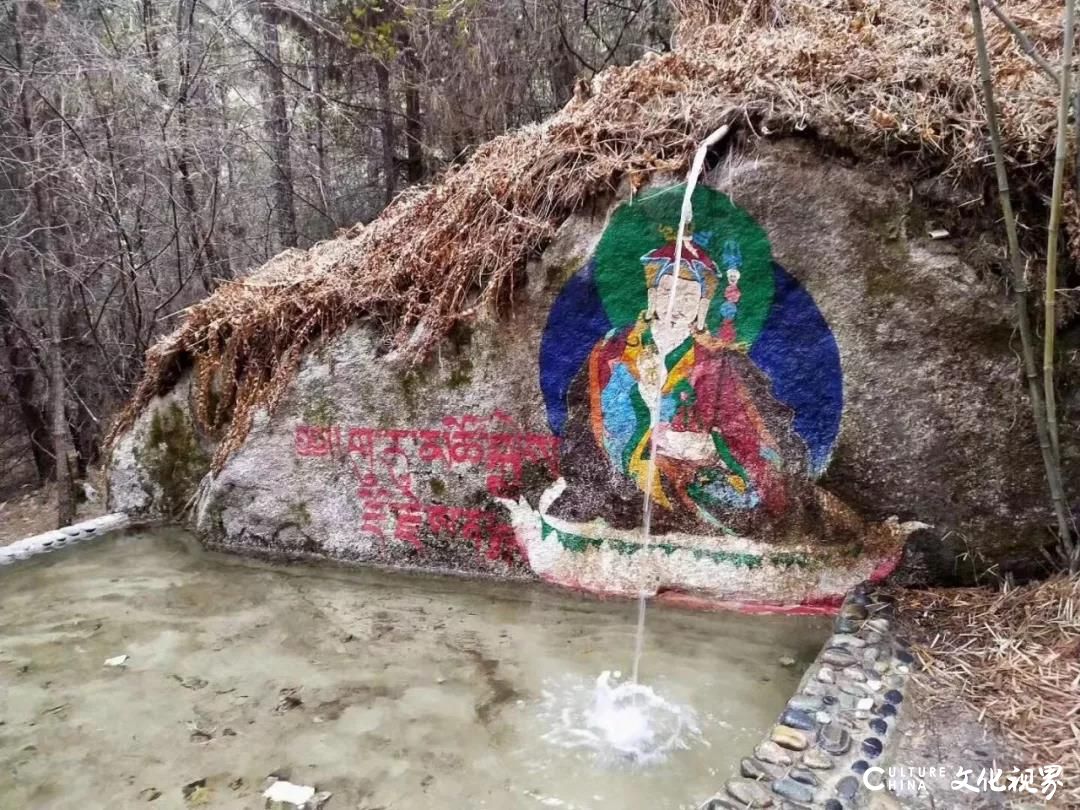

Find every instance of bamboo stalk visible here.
[969,0,1073,558]
[1075,89,1080,203]
[1071,88,1080,203]
[1044,0,1074,472]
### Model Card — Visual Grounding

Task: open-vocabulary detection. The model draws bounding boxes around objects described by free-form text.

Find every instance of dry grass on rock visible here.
[899,577,1080,807]
[110,0,1072,467]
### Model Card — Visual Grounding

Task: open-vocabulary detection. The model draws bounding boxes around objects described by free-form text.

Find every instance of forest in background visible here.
[0,0,670,517]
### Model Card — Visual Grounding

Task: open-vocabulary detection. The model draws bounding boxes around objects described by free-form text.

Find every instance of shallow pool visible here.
[0,529,829,809]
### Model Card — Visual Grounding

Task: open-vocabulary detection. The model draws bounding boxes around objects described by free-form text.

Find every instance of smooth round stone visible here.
[896,665,910,675]
[884,689,903,705]
[866,794,904,810]
[869,718,888,735]
[842,667,867,683]
[831,634,866,649]
[772,777,814,804]
[838,682,863,697]
[838,693,858,710]
[824,801,844,810]
[817,724,851,755]
[789,767,819,787]
[878,703,897,717]
[742,757,783,781]
[856,697,875,711]
[885,675,904,688]
[834,618,858,634]
[865,618,889,633]
[821,649,857,668]
[864,631,884,645]
[840,602,868,620]
[836,775,860,799]
[771,725,809,751]
[755,741,794,766]
[896,649,915,664]
[701,795,740,810]
[802,748,833,770]
[851,759,870,774]
[780,708,816,731]
[726,777,775,807]
[865,679,883,692]
[862,737,883,758]
[817,667,835,684]
[803,682,829,697]
[815,711,831,724]
[788,695,824,713]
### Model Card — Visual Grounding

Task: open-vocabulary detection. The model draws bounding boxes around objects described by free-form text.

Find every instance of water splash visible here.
[539,671,705,767]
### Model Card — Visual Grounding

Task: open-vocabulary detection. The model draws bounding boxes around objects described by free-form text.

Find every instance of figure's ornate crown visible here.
[640,235,720,297]
[640,230,745,343]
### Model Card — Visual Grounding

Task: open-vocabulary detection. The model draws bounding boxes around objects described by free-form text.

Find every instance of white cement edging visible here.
[0,513,130,566]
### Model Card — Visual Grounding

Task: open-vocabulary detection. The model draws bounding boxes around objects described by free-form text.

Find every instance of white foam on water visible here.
[539,671,704,768]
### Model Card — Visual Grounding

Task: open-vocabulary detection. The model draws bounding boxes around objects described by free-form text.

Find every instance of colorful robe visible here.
[552,316,810,535]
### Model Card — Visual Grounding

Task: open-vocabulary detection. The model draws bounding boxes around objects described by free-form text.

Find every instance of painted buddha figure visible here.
[549,233,813,537]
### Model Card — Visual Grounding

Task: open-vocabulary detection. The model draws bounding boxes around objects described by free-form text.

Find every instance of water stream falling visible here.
[631,123,731,686]
[540,125,734,769]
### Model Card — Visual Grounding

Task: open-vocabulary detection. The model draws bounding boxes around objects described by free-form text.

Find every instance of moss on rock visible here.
[139,403,210,517]
[300,381,339,426]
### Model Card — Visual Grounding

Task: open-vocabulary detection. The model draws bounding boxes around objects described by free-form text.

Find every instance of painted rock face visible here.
[519,184,904,609]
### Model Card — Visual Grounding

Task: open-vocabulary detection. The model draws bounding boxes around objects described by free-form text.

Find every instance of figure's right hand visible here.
[655,427,717,462]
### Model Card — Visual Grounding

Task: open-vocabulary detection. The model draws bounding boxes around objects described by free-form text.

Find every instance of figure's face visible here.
[655,272,706,329]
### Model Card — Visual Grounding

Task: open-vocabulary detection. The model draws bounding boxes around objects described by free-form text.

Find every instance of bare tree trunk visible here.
[375,60,397,205]
[172,0,229,288]
[0,285,52,483]
[308,0,332,223]
[403,49,424,184]
[259,1,299,248]
[12,3,75,525]
[43,266,76,526]
[548,0,579,108]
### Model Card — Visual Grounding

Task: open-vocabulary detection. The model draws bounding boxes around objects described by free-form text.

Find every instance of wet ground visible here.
[0,528,829,809]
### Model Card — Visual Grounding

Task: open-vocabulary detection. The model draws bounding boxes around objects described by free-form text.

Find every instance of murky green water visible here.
[0,529,828,809]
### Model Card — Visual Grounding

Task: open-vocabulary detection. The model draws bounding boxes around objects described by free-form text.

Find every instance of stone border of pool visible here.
[700,582,912,809]
[0,513,131,565]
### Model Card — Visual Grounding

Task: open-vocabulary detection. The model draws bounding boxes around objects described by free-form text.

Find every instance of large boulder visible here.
[109,139,1075,606]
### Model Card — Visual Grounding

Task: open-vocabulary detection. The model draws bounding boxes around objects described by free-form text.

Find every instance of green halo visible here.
[592,185,775,344]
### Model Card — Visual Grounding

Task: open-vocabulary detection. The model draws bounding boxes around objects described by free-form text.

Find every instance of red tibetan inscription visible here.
[293,412,558,563]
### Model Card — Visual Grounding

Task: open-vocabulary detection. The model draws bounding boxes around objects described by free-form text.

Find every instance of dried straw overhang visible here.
[108,0,1072,468]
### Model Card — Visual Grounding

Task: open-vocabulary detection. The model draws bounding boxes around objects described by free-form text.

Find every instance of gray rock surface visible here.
[712,141,1077,569]
[107,138,1077,588]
